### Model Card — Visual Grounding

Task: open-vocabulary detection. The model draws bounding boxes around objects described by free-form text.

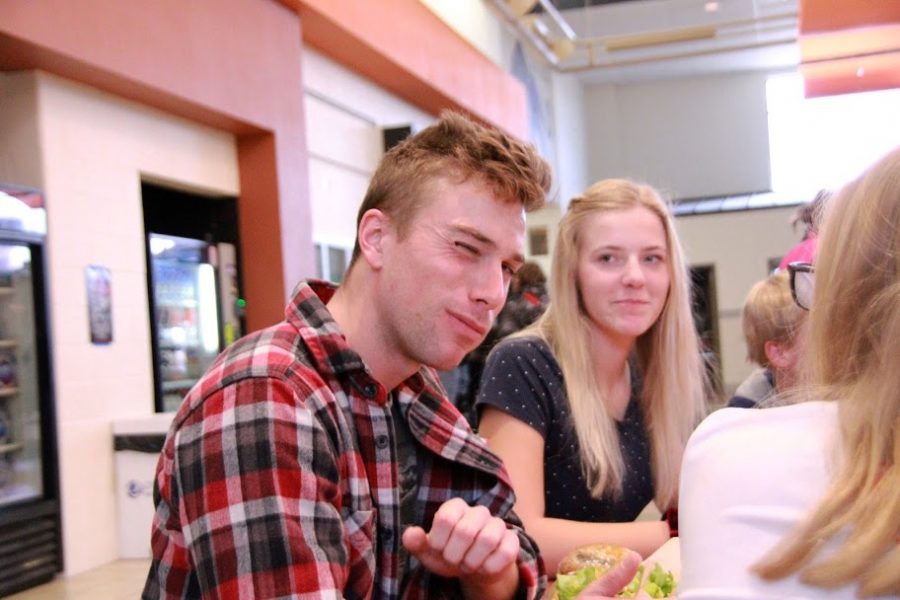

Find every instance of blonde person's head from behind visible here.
[741,272,808,395]
[753,147,900,597]
[518,179,709,510]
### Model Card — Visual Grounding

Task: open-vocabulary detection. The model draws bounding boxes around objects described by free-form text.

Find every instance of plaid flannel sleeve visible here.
[483,490,545,600]
[513,517,545,600]
[150,376,354,599]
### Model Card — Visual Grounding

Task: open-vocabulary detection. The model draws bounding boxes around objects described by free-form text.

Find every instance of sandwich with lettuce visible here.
[549,543,677,600]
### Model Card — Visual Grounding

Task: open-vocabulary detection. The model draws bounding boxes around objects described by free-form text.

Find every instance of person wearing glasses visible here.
[576,149,900,599]
[726,272,808,409]
[674,149,900,598]
[475,179,710,574]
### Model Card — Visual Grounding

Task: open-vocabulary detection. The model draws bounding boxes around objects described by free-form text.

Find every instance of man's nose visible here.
[475,264,508,310]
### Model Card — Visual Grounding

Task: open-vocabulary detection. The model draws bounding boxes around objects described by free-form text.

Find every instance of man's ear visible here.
[764,340,790,370]
[357,208,390,270]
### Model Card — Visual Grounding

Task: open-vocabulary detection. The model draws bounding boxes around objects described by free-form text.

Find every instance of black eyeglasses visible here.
[788,262,815,310]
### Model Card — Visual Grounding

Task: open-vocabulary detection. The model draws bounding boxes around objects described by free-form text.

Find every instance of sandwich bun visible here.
[548,543,631,600]
[558,543,630,575]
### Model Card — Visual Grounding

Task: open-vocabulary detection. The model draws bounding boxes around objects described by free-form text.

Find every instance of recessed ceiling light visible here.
[705,1,719,12]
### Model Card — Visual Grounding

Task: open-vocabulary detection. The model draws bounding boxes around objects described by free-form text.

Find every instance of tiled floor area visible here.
[8,560,151,600]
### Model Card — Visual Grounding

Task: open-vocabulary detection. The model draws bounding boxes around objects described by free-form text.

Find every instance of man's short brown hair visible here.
[350,111,552,263]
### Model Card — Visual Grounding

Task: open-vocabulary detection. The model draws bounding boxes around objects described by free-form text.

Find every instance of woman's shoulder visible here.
[477,335,561,434]
[696,400,835,432]
[484,336,563,386]
[490,334,556,363]
[685,401,838,465]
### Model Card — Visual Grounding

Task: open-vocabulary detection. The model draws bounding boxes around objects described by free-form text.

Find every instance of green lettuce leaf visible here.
[555,561,677,599]
[644,562,677,598]
[556,566,598,600]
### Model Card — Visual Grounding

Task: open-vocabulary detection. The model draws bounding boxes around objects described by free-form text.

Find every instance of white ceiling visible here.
[496,0,800,84]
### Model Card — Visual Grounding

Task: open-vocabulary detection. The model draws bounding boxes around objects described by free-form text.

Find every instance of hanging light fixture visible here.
[551,38,576,61]
[508,0,538,18]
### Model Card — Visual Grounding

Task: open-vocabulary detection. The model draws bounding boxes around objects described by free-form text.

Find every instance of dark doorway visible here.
[141,182,239,244]
[690,265,722,398]
[141,182,244,412]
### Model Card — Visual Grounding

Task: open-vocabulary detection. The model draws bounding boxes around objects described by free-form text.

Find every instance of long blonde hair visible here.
[753,148,900,596]
[516,179,708,509]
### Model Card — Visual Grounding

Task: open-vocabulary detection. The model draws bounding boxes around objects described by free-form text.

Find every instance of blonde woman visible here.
[673,147,900,598]
[476,179,709,573]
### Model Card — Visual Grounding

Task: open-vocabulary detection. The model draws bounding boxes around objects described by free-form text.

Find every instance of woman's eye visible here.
[598,254,617,263]
[644,254,665,264]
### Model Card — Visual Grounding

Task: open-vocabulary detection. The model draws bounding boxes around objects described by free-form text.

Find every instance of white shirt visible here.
[677,402,881,599]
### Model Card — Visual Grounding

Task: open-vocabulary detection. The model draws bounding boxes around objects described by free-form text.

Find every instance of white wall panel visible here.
[551,71,589,209]
[304,95,382,175]
[586,72,771,200]
[307,157,371,248]
[5,71,241,575]
[302,50,436,256]
[303,49,434,129]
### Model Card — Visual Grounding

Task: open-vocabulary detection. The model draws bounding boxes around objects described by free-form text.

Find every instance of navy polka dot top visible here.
[476,336,654,523]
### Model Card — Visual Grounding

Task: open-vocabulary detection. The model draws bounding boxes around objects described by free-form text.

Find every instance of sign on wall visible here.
[85,265,113,345]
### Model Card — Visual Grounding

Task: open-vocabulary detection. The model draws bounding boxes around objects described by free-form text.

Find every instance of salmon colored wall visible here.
[290,0,528,139]
[801,41,900,98]
[799,0,900,97]
[0,0,310,330]
[800,0,900,33]
[0,0,530,330]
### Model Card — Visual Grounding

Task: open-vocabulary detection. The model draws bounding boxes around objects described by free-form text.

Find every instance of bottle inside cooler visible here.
[149,234,221,412]
[0,242,44,506]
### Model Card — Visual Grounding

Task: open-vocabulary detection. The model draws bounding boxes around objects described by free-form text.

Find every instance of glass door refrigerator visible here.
[0,189,62,596]
[147,234,243,413]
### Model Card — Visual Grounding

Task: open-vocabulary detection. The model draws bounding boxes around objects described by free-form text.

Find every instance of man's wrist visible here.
[459,562,520,600]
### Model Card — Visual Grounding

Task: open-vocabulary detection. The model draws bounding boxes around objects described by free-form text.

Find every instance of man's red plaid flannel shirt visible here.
[142,280,545,599]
